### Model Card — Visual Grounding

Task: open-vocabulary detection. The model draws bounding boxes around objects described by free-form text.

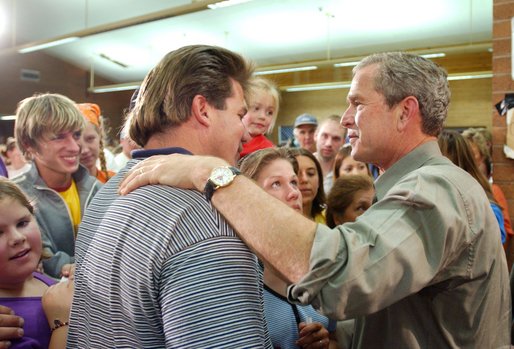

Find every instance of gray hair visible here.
[355,52,450,136]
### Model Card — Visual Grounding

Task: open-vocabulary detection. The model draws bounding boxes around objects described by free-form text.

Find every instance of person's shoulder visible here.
[11,170,34,190]
[33,271,57,286]
[114,184,210,216]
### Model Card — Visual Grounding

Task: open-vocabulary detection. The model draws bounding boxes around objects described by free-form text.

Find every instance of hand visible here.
[0,305,24,349]
[296,321,330,349]
[118,154,228,195]
[60,263,75,279]
[42,280,74,328]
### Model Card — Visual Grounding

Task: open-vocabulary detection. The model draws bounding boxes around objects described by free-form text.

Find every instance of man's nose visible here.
[341,107,355,128]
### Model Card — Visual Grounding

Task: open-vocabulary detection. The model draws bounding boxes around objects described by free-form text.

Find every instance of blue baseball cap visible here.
[294,113,318,128]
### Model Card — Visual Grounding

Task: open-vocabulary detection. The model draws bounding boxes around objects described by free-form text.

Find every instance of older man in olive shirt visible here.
[119,52,511,348]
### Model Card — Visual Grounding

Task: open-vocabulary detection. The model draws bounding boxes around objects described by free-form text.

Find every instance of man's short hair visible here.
[15,93,85,156]
[316,114,346,138]
[128,45,254,147]
[355,52,450,136]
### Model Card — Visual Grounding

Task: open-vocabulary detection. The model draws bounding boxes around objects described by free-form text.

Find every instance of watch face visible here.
[210,167,234,187]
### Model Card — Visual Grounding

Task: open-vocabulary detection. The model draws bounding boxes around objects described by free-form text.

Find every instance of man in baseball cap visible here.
[293,113,318,153]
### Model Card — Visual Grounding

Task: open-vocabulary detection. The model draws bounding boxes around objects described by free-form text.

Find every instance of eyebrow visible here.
[347,94,360,103]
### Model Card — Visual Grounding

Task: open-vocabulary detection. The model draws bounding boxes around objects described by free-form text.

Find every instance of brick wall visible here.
[493,0,514,222]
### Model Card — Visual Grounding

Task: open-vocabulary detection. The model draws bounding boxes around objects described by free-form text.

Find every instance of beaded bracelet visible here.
[52,319,69,332]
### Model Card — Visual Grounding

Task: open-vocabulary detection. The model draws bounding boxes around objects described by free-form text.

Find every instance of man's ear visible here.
[24,143,37,157]
[397,96,419,131]
[191,94,211,127]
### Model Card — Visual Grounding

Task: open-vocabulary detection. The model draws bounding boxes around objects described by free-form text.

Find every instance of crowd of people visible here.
[0,44,511,349]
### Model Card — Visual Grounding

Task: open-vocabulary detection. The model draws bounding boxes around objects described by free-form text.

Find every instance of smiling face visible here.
[342,64,401,169]
[256,158,303,213]
[28,129,82,186]
[80,122,100,171]
[296,155,320,208]
[242,89,276,137]
[333,187,375,225]
[0,198,42,288]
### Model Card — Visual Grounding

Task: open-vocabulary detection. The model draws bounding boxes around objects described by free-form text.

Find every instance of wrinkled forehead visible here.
[348,65,380,99]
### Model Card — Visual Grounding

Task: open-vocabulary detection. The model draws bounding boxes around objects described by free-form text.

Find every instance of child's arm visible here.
[42,280,74,349]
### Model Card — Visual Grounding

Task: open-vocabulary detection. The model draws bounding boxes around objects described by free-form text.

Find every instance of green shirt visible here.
[289,141,510,348]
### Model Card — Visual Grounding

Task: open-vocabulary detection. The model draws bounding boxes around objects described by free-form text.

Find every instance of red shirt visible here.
[240,134,274,158]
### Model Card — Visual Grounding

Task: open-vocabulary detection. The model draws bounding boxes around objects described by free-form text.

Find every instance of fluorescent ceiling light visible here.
[333,61,360,68]
[18,37,80,53]
[255,66,318,76]
[420,53,446,59]
[447,73,492,81]
[0,115,16,121]
[88,83,140,93]
[208,0,251,9]
[286,83,351,92]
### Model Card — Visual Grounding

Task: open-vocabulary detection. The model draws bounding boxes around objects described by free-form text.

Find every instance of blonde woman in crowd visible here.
[77,103,115,183]
[239,147,337,349]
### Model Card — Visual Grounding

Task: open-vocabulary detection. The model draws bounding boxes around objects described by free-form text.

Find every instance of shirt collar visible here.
[374,141,442,201]
[132,147,193,159]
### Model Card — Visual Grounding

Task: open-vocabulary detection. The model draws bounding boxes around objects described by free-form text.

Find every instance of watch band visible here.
[204,166,241,201]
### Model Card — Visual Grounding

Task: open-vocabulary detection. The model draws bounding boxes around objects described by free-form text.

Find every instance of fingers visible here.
[60,263,76,279]
[298,337,330,349]
[0,312,23,328]
[296,322,329,348]
[0,309,24,344]
[0,307,12,316]
[118,157,163,195]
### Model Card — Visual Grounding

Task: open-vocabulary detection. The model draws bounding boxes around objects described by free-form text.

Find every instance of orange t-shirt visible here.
[492,183,513,250]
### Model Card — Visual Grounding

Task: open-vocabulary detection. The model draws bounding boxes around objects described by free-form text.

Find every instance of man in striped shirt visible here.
[68,45,272,348]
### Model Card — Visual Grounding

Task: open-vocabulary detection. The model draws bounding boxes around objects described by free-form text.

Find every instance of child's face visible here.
[0,198,42,286]
[339,156,369,177]
[80,122,101,170]
[334,188,375,225]
[242,90,276,137]
[28,129,82,178]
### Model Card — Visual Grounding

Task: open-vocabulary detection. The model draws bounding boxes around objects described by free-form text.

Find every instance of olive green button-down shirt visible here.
[289,141,511,348]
